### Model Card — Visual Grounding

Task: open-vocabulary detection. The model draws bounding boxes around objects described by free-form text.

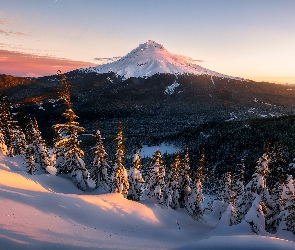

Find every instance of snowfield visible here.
[0,153,294,250]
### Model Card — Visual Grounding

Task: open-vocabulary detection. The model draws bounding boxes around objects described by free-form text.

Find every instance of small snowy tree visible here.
[178,148,191,208]
[0,94,27,157]
[218,172,233,204]
[111,122,129,198]
[147,149,166,205]
[0,130,7,155]
[166,153,182,209]
[26,118,50,174]
[187,177,204,220]
[53,71,89,191]
[244,149,272,234]
[25,145,37,175]
[268,144,288,194]
[128,146,145,201]
[90,129,110,191]
[276,176,295,235]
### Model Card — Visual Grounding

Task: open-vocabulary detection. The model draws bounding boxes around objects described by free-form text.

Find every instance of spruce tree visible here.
[0,130,8,155]
[147,149,166,204]
[268,143,288,193]
[26,118,50,174]
[111,122,129,198]
[25,145,37,175]
[187,176,204,220]
[244,148,272,234]
[278,175,295,235]
[53,71,89,191]
[90,129,110,191]
[128,146,145,201]
[178,148,191,208]
[166,153,181,209]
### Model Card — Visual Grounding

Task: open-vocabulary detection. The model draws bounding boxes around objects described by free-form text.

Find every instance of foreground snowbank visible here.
[0,153,294,249]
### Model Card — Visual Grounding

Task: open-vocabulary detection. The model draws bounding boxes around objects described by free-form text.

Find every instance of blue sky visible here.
[0,0,294,83]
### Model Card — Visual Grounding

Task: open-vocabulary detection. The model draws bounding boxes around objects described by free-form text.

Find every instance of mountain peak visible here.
[82,41,229,79]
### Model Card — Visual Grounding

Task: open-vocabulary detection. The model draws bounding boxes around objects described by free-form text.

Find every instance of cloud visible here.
[0,50,97,77]
[0,19,12,25]
[0,29,30,37]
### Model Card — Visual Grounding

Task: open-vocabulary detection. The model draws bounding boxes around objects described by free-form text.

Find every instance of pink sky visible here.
[0,50,96,77]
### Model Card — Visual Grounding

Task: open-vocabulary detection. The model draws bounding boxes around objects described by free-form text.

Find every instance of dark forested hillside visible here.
[2,72,295,177]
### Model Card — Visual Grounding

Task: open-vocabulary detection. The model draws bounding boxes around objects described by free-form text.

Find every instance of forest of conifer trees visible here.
[0,73,294,237]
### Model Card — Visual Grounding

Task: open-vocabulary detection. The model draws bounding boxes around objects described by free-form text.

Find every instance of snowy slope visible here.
[82,40,229,79]
[0,152,294,249]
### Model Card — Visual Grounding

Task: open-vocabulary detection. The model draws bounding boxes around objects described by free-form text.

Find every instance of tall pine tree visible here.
[178,148,191,208]
[111,122,129,198]
[128,145,145,201]
[90,129,110,191]
[148,149,166,205]
[53,71,89,191]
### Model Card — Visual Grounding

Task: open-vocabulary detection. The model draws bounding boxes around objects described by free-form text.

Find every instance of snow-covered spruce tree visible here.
[10,125,27,156]
[0,94,27,157]
[268,144,288,193]
[166,153,182,209]
[178,148,191,208]
[0,94,13,146]
[217,172,234,204]
[244,148,272,234]
[90,129,110,191]
[233,157,245,198]
[147,149,166,205]
[25,118,50,174]
[128,146,145,201]
[196,149,213,212]
[0,130,8,155]
[25,145,37,174]
[111,122,129,198]
[186,174,204,220]
[278,175,295,235]
[53,71,89,191]
[262,144,290,234]
[234,158,249,222]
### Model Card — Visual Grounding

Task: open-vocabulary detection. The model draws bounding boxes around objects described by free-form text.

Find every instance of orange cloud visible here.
[0,50,97,77]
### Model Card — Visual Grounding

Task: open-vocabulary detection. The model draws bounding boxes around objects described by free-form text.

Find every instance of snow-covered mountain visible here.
[82,40,228,79]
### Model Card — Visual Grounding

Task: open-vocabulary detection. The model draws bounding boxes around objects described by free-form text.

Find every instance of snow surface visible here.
[1,152,294,249]
[82,40,232,80]
[140,143,180,158]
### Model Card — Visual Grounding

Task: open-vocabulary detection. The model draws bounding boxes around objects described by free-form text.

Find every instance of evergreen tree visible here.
[147,149,166,204]
[217,172,233,204]
[187,177,204,220]
[25,145,36,174]
[233,157,245,198]
[278,175,295,235]
[10,125,27,156]
[90,129,110,191]
[234,158,248,223]
[244,148,272,234]
[166,153,181,209]
[53,71,88,191]
[111,122,129,198]
[128,145,145,201]
[26,118,50,174]
[268,143,288,193]
[0,130,8,155]
[178,148,191,208]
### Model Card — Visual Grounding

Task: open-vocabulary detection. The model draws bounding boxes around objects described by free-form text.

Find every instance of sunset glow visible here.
[0,0,294,83]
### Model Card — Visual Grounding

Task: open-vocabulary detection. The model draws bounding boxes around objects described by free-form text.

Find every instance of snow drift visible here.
[0,152,294,249]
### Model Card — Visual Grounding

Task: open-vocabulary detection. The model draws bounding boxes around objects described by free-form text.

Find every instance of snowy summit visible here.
[82,40,226,79]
